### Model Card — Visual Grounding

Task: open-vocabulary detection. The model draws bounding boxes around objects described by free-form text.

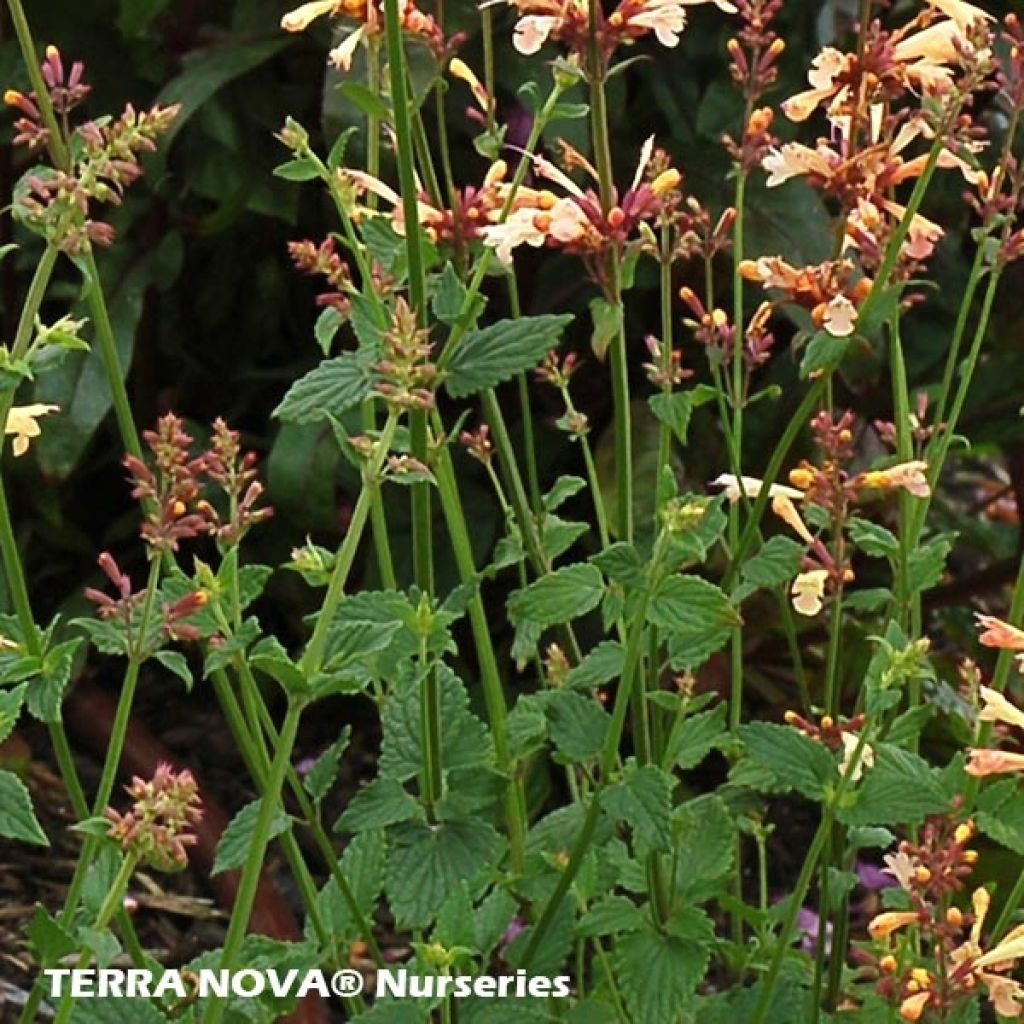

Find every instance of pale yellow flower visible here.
[791,568,829,616]
[838,732,873,781]
[5,403,59,457]
[711,473,804,503]
[449,58,490,111]
[925,0,993,30]
[882,850,919,890]
[977,685,1024,731]
[281,0,340,32]
[328,26,367,71]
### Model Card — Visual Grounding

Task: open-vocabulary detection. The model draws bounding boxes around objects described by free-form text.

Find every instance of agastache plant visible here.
[5,1,1024,1023]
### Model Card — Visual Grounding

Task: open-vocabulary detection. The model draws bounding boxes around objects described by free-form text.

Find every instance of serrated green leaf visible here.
[0,770,48,845]
[312,829,385,942]
[336,777,422,832]
[507,563,604,630]
[153,650,192,691]
[672,794,736,898]
[380,667,492,782]
[601,762,673,850]
[385,818,503,929]
[648,575,739,669]
[304,726,351,805]
[0,683,26,745]
[544,691,609,763]
[667,703,727,771]
[615,913,712,1024]
[445,315,572,399]
[848,518,900,559]
[577,895,645,937]
[543,475,586,511]
[908,536,952,594]
[742,536,805,589]
[273,352,372,424]
[977,779,1024,854]
[27,904,76,962]
[839,744,949,827]
[800,330,850,378]
[212,799,290,875]
[566,641,624,690]
[739,722,834,800]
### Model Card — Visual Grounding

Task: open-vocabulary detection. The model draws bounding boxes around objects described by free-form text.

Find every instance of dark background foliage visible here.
[2,0,1024,706]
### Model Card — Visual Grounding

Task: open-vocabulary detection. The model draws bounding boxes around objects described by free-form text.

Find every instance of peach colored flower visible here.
[976,613,1024,652]
[771,493,817,546]
[898,990,931,1022]
[822,294,858,337]
[965,748,1024,777]
[860,460,931,498]
[513,13,561,54]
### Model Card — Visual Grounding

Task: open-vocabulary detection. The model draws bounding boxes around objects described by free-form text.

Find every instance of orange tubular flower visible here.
[869,910,922,941]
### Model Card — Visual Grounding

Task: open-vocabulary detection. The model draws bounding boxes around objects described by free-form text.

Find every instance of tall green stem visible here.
[203,700,305,1024]
[302,414,398,673]
[589,68,632,542]
[520,532,670,967]
[433,436,526,869]
[383,0,433,594]
[81,248,143,460]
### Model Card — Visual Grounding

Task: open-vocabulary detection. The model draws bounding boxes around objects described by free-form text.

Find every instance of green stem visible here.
[302,413,398,673]
[727,378,829,588]
[241,673,385,966]
[588,69,632,542]
[749,729,872,1024]
[930,244,986,433]
[889,321,913,627]
[520,532,670,967]
[506,274,543,517]
[433,435,526,870]
[418,631,443,820]
[93,558,162,814]
[209,668,360,972]
[51,854,138,1024]
[911,266,1002,543]
[203,700,305,1024]
[81,248,144,460]
[653,223,675,524]
[383,0,433,594]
